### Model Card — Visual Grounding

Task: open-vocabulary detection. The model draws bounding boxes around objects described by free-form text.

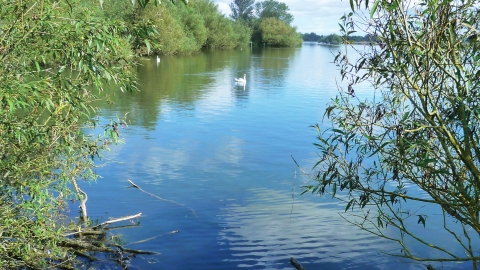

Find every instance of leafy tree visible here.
[259,17,302,47]
[195,0,239,49]
[249,0,299,46]
[345,35,374,43]
[0,0,143,268]
[254,0,293,25]
[133,3,189,55]
[318,34,343,44]
[303,32,322,42]
[232,20,254,45]
[179,7,209,50]
[302,0,480,269]
[229,0,255,23]
[130,0,250,54]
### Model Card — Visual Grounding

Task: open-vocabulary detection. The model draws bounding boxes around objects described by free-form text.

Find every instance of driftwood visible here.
[64,213,142,237]
[61,238,116,253]
[92,213,142,229]
[73,250,98,261]
[61,179,160,267]
[127,179,197,217]
[60,210,161,270]
[126,230,179,246]
[113,244,161,255]
[290,257,306,270]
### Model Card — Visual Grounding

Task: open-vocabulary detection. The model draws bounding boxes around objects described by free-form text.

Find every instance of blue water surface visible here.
[73,43,472,270]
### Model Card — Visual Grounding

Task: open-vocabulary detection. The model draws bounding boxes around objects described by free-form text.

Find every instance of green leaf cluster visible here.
[229,0,301,47]
[254,0,293,25]
[0,0,136,268]
[318,34,343,45]
[230,0,255,23]
[303,0,480,268]
[259,17,302,47]
[125,0,252,55]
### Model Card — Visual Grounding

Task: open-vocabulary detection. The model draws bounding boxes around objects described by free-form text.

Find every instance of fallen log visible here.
[61,238,161,255]
[60,238,115,253]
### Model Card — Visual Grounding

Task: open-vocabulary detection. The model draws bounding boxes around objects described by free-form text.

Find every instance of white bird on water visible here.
[235,74,246,84]
[156,55,161,63]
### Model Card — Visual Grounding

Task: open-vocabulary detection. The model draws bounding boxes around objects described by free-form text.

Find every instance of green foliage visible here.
[0,198,66,268]
[249,0,299,47]
[0,0,136,268]
[0,0,249,266]
[124,0,251,55]
[102,0,297,51]
[302,32,322,42]
[195,0,237,49]
[179,6,209,51]
[0,0,250,267]
[229,0,255,23]
[133,4,187,55]
[345,34,379,43]
[259,17,302,47]
[187,0,251,50]
[314,33,380,44]
[254,0,293,25]
[304,33,373,43]
[318,34,343,44]
[304,0,480,268]
[102,0,136,21]
[233,21,254,45]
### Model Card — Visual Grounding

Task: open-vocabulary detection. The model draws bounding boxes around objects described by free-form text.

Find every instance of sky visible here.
[213,0,353,35]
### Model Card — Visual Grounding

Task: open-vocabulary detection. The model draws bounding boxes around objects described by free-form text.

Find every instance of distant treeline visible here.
[302,32,380,44]
[98,0,304,55]
[97,0,252,55]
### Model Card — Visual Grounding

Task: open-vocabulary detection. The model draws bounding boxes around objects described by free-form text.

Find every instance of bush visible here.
[259,17,302,47]
[125,0,251,55]
[0,1,136,267]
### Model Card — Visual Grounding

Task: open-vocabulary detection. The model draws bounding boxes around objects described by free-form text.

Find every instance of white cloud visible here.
[213,0,352,35]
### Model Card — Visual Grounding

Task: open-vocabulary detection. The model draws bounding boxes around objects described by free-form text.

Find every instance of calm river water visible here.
[75,43,471,270]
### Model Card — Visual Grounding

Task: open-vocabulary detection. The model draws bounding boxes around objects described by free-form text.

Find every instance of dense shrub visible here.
[259,17,302,47]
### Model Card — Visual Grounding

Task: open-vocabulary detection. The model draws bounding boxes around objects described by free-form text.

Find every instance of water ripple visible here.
[215,188,403,269]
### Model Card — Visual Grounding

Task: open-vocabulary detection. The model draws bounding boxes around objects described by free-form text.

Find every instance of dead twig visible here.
[127,179,197,217]
[126,230,179,246]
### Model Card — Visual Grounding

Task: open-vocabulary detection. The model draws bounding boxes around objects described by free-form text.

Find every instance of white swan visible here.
[235,74,246,84]
[156,55,161,63]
